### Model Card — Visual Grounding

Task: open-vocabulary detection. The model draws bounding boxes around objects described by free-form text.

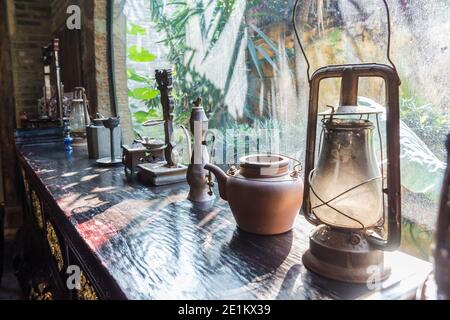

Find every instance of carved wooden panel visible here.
[46,221,64,272]
[29,282,53,300]
[31,190,44,230]
[21,168,29,195]
[77,271,98,300]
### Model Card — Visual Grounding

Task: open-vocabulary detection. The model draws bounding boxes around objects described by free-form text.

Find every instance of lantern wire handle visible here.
[292,0,398,82]
[292,0,311,83]
[383,0,398,75]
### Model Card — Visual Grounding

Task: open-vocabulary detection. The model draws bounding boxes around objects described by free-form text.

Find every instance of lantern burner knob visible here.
[350,233,362,245]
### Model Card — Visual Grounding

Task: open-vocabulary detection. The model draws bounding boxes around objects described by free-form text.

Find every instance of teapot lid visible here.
[238,154,290,178]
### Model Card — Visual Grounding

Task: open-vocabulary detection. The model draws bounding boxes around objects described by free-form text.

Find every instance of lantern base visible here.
[303,225,391,284]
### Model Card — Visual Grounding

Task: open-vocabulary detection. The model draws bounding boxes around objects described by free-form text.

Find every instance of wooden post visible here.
[0,0,21,215]
[155,69,176,167]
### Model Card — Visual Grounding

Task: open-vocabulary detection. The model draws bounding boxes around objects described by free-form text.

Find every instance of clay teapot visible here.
[205,154,304,235]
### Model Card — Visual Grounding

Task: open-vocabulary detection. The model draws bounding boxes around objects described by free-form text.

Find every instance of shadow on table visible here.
[221,228,294,279]
[276,263,375,300]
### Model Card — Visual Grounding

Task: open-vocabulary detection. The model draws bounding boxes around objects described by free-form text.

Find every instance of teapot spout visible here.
[204,163,228,201]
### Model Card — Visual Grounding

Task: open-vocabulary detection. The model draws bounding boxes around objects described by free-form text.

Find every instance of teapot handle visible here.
[204,130,216,164]
[179,126,216,165]
[204,130,216,197]
[179,125,192,162]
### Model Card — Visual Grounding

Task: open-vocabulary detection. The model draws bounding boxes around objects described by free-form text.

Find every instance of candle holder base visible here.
[138,162,187,186]
[302,225,391,284]
[96,157,123,167]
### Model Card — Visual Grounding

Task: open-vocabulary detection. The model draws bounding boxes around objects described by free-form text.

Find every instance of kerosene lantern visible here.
[293,0,402,283]
[69,87,91,138]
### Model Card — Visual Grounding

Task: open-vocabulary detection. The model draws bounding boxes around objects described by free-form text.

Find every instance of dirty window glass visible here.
[111,0,449,260]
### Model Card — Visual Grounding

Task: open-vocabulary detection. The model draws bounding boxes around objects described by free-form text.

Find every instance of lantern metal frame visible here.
[303,64,401,250]
[294,0,402,251]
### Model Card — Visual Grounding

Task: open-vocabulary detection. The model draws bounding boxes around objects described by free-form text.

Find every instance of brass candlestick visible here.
[96,117,122,167]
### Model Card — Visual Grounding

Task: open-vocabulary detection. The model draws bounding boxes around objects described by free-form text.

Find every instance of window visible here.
[111,0,449,260]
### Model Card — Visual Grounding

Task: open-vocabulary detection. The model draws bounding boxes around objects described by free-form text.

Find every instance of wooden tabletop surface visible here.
[17,143,432,300]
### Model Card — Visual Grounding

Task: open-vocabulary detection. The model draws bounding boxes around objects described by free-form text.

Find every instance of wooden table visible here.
[15,135,432,300]
[0,205,4,286]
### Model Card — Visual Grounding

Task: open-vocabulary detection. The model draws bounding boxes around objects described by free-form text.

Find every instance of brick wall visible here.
[2,0,118,225]
[10,0,52,125]
[8,0,114,126]
[61,0,113,118]
[50,0,71,32]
